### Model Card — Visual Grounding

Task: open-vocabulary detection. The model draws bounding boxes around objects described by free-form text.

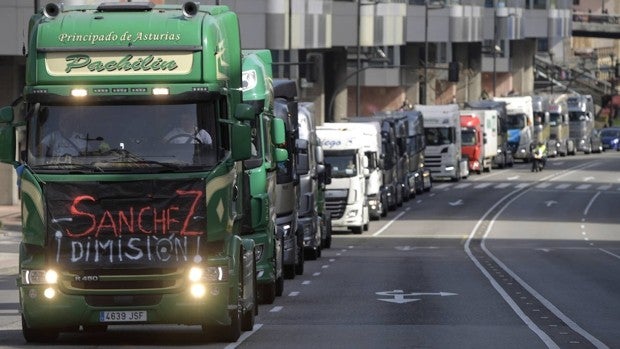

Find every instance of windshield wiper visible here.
[100,149,183,171]
[31,162,105,173]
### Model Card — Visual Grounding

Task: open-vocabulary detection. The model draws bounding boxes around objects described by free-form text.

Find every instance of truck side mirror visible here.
[274,147,288,163]
[271,118,286,145]
[230,123,252,161]
[0,106,16,164]
[324,163,332,185]
[296,137,310,175]
[234,103,255,121]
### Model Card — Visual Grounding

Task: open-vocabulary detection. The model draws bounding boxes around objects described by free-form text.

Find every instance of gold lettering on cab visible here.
[57,31,182,45]
[65,54,178,73]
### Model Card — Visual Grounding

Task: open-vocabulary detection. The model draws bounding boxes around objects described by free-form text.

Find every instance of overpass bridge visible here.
[533,12,619,109]
[572,12,620,39]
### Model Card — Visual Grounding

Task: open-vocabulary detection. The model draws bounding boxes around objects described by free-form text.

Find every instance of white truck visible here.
[317,124,370,234]
[493,96,534,161]
[415,104,467,181]
[330,121,386,220]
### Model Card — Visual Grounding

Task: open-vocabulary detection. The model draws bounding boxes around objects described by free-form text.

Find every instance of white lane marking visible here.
[372,211,406,237]
[474,183,492,189]
[269,306,283,313]
[494,183,511,189]
[313,272,321,276]
[329,259,336,262]
[583,192,601,217]
[576,184,591,190]
[599,248,620,260]
[464,187,560,349]
[597,184,611,191]
[302,281,311,285]
[321,265,329,269]
[555,183,570,190]
[465,162,608,349]
[224,324,263,349]
[288,291,300,297]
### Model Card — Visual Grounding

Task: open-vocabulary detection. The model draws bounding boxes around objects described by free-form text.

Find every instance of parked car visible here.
[589,128,604,153]
[600,127,620,151]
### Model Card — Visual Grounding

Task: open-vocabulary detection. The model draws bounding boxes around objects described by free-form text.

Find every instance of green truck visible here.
[241,50,287,304]
[0,2,260,342]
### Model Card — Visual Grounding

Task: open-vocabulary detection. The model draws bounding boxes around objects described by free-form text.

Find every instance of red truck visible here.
[460,111,498,174]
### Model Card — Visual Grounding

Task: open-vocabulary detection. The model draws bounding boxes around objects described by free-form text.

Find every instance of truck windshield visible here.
[424,127,454,146]
[324,150,357,178]
[27,103,219,172]
[533,112,546,126]
[506,113,526,129]
[569,111,589,122]
[549,113,561,126]
[461,128,477,146]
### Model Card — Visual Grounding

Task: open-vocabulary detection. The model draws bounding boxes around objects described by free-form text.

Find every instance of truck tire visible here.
[295,246,305,275]
[241,253,257,331]
[351,226,363,234]
[22,315,59,343]
[258,282,276,304]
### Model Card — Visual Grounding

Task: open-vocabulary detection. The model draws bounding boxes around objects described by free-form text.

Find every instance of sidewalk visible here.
[0,204,21,276]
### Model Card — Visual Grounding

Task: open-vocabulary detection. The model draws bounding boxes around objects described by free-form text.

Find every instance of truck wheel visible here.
[258,282,276,304]
[323,218,332,249]
[241,253,257,331]
[295,246,305,275]
[283,265,295,279]
[351,226,363,234]
[22,315,59,343]
[275,275,284,297]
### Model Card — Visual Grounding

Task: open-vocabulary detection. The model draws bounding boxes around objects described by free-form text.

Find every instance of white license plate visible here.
[99,310,147,322]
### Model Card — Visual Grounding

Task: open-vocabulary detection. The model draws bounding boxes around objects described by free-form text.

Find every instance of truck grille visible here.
[424,155,443,171]
[62,267,185,298]
[325,198,347,219]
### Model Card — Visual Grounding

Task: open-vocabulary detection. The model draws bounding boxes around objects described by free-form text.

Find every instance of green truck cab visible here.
[241,50,287,304]
[0,2,258,342]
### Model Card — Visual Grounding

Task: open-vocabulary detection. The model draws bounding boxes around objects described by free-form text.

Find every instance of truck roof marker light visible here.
[43,3,60,19]
[71,88,87,97]
[152,87,169,95]
[182,2,199,18]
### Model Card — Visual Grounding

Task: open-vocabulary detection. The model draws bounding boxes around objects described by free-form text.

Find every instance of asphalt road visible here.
[0,152,618,348]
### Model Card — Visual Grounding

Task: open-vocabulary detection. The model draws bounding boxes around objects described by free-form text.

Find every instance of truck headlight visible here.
[205,266,228,282]
[190,284,207,298]
[347,210,358,218]
[22,269,58,285]
[188,267,204,282]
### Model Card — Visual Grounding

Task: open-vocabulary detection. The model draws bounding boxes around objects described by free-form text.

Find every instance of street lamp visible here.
[356,1,362,116]
[356,0,381,116]
[422,1,445,105]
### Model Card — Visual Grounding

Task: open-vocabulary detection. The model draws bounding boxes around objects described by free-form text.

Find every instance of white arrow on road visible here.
[376,290,457,304]
[449,199,463,206]
[545,200,558,207]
